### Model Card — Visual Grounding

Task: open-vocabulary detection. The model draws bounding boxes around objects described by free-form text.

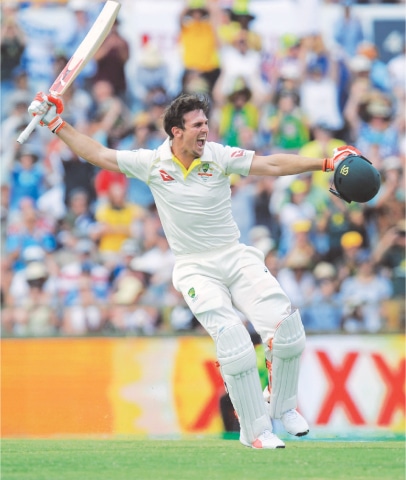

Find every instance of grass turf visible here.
[1,437,405,480]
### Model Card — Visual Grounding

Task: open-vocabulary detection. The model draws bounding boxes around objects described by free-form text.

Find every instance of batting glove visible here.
[28,92,66,134]
[322,145,362,172]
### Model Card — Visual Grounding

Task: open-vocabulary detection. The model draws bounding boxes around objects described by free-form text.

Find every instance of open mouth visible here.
[197,137,206,148]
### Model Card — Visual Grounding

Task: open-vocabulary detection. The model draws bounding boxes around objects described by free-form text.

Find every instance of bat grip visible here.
[16,115,42,144]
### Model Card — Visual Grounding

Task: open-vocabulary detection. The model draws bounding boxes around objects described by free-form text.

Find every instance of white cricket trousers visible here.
[172,241,292,344]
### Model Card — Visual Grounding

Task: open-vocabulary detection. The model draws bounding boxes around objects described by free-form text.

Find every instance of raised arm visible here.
[249,146,362,177]
[27,92,120,172]
[250,153,322,176]
[57,122,120,172]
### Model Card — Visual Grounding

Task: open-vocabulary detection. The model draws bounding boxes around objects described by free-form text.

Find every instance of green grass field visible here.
[1,437,405,480]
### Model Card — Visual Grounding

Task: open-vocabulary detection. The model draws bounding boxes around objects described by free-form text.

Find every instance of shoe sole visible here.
[290,429,309,437]
[252,445,285,449]
[240,440,286,449]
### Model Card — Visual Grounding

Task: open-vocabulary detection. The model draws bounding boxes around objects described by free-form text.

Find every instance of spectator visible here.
[372,219,406,303]
[107,238,140,287]
[58,238,110,308]
[131,39,170,111]
[230,175,256,245]
[117,111,162,151]
[92,182,145,263]
[4,245,59,325]
[5,260,58,337]
[299,36,344,133]
[340,252,393,333]
[2,67,32,122]
[262,89,309,153]
[109,270,160,335]
[215,79,259,147]
[0,12,26,119]
[46,138,97,208]
[369,156,404,225]
[252,177,281,243]
[0,91,33,183]
[178,0,221,96]
[350,91,399,165]
[92,19,130,100]
[276,179,317,257]
[61,274,107,335]
[333,1,365,59]
[57,187,96,250]
[142,87,171,141]
[248,225,276,258]
[129,232,175,308]
[357,42,391,94]
[88,79,132,148]
[267,34,302,100]
[227,2,261,52]
[94,169,127,206]
[302,261,342,332]
[277,249,316,312]
[5,198,57,272]
[213,28,267,106]
[387,44,406,104]
[8,146,46,213]
[336,230,366,282]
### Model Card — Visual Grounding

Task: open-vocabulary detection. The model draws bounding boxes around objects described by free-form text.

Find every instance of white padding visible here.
[217,323,271,444]
[267,310,305,419]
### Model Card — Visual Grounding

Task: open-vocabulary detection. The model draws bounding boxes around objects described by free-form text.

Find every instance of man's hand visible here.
[322,145,362,172]
[28,93,66,134]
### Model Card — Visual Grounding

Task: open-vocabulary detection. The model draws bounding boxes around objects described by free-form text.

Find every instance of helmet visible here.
[330,154,381,203]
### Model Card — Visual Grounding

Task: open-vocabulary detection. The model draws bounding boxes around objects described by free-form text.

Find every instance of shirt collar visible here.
[158,137,214,164]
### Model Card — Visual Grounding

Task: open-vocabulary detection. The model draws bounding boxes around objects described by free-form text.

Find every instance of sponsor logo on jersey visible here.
[159,169,176,182]
[230,149,245,158]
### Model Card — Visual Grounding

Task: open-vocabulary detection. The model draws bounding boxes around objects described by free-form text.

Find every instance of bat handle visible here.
[16,115,42,144]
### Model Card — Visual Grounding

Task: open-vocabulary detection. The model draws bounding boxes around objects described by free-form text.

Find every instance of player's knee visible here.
[271,309,306,359]
[216,323,257,376]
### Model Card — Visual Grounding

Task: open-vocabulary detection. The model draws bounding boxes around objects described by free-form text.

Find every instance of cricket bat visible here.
[17,0,121,144]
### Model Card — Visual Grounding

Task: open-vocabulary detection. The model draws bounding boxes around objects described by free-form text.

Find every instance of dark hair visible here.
[163,93,210,139]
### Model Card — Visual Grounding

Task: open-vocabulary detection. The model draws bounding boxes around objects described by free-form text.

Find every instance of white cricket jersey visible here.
[117,138,254,256]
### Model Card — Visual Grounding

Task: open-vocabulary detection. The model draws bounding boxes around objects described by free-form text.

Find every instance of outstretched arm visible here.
[250,146,362,177]
[57,122,120,172]
[250,153,322,176]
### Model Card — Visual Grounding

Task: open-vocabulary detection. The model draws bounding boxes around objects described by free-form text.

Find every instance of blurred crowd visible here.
[1,0,405,337]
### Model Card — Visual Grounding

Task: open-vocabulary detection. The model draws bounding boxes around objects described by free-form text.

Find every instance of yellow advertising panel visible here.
[1,338,114,436]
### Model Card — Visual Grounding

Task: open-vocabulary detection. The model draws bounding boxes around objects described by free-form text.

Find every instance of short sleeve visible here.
[116,149,155,183]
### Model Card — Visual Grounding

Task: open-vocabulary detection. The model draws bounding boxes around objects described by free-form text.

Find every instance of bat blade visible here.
[17,0,121,144]
[49,1,120,96]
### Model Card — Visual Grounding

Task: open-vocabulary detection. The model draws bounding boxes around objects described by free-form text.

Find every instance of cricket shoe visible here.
[281,409,309,437]
[240,430,285,449]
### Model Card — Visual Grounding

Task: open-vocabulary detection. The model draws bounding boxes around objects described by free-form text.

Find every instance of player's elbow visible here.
[90,147,120,172]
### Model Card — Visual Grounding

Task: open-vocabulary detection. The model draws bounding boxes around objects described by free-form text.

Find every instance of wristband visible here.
[322,158,334,172]
[47,116,66,134]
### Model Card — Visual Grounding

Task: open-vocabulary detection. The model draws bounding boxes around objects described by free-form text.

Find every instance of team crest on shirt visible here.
[187,287,198,302]
[197,163,213,182]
